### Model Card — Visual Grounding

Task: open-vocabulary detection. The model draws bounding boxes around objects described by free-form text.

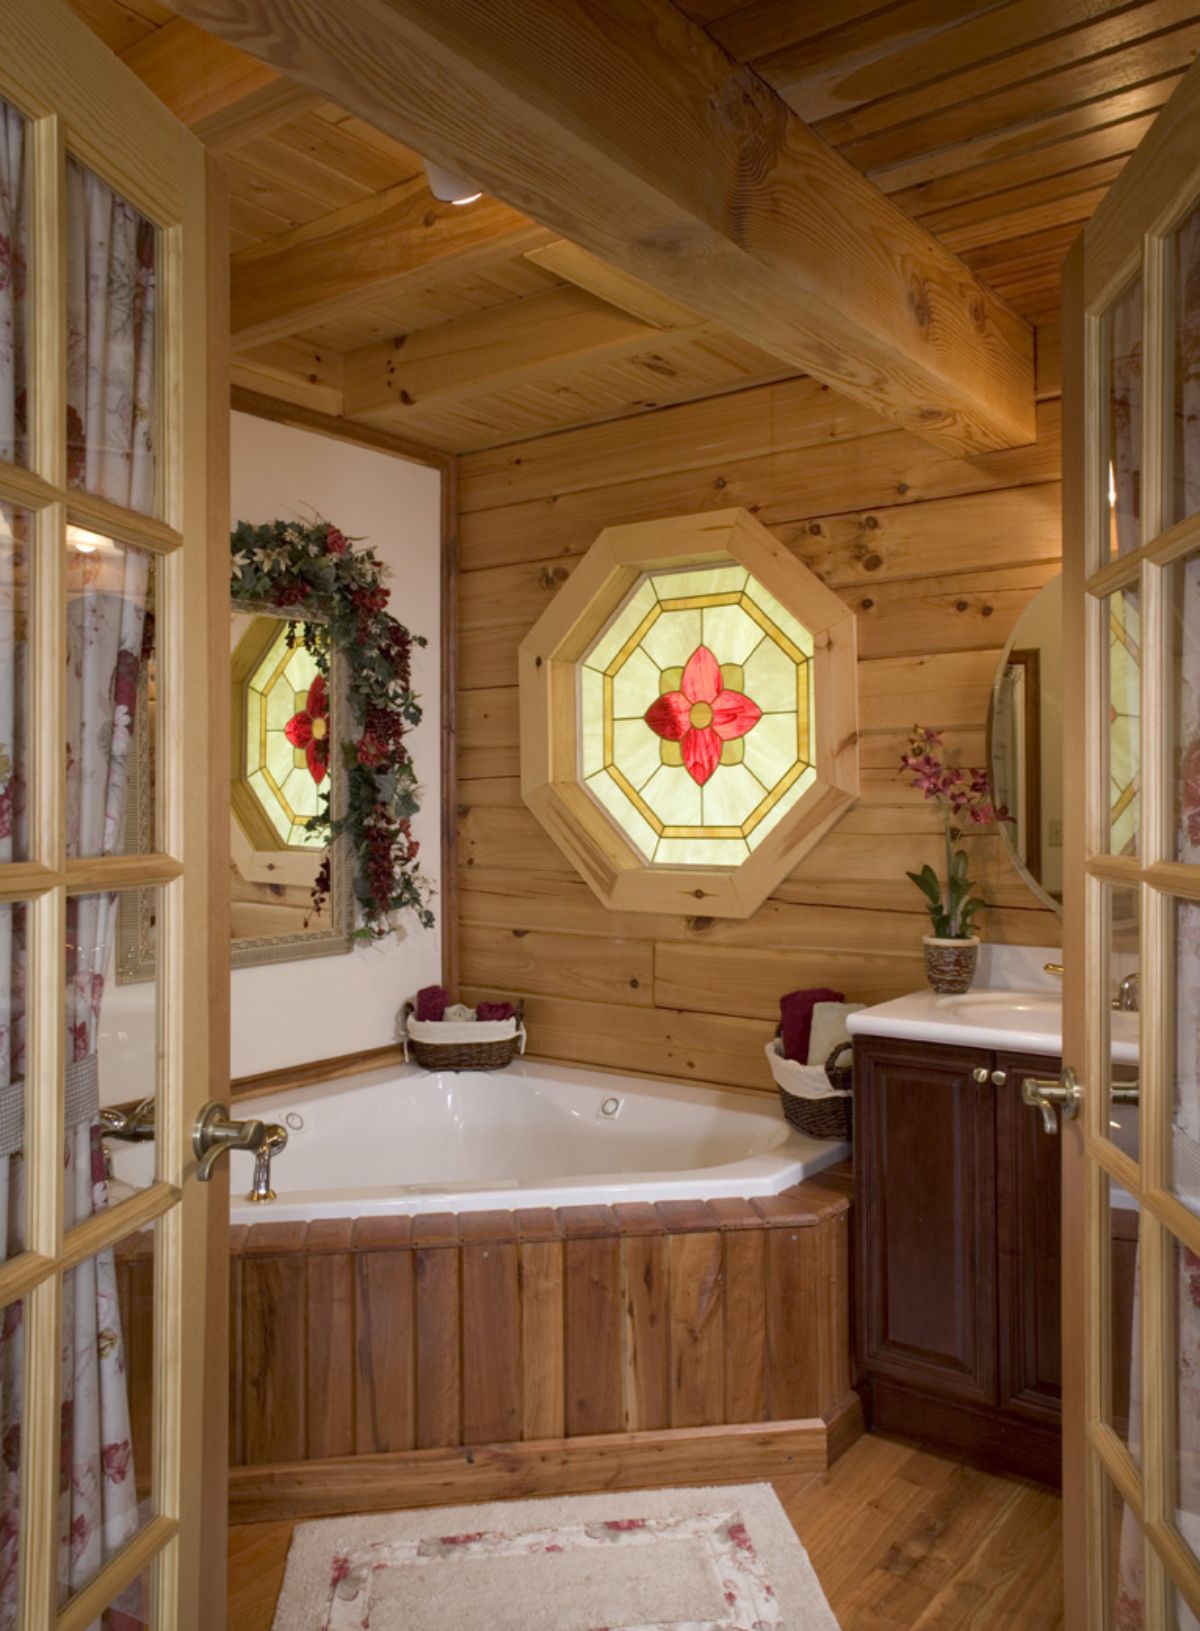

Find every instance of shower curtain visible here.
[0,121,155,1630]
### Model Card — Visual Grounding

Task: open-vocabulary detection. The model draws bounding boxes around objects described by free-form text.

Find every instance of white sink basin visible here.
[939,990,1061,1014]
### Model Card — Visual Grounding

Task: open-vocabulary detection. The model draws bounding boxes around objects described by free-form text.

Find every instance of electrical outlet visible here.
[1049,819,1063,847]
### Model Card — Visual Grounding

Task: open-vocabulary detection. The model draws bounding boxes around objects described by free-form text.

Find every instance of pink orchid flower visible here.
[644,645,762,787]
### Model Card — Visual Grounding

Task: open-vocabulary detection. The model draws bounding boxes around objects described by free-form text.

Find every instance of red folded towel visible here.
[475,1001,515,1023]
[415,984,448,1022]
[780,988,844,1063]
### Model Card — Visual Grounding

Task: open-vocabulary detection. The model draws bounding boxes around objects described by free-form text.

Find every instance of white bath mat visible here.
[271,1482,841,1630]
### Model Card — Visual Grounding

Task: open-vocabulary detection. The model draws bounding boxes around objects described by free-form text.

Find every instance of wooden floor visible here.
[227,1432,1063,1630]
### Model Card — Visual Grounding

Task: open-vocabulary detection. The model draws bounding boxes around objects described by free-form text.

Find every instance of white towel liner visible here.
[765,1039,851,1102]
[404,1014,527,1060]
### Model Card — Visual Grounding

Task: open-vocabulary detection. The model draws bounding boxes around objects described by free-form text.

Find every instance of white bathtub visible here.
[174,1058,847,1225]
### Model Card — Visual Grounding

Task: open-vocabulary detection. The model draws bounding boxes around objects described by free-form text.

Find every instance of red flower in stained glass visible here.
[284,674,330,785]
[643,645,762,786]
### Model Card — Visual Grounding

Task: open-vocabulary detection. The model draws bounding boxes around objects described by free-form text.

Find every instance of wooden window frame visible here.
[519,507,858,919]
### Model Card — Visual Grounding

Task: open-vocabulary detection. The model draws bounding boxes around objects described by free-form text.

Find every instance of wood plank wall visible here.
[453,329,1064,1095]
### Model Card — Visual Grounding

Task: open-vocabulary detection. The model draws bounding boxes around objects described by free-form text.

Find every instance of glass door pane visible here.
[1107,588,1142,857]
[1103,277,1145,563]
[65,159,159,517]
[0,96,27,472]
[1169,200,1200,528]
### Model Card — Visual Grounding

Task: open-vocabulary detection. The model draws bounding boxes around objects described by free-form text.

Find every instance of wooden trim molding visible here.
[229,1042,408,1101]
[441,457,461,994]
[227,1407,863,1525]
[229,385,452,472]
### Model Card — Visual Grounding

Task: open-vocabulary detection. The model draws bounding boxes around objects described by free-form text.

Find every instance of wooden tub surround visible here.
[119,1173,858,1523]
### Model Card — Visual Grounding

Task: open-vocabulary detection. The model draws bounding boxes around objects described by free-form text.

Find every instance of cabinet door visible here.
[995,1053,1063,1423]
[855,1037,997,1406]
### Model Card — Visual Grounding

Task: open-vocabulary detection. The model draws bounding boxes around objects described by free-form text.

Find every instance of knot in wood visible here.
[908,276,932,330]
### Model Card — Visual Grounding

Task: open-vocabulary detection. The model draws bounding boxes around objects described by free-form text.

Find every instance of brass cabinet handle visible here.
[1023,1067,1082,1135]
[991,1069,1008,1087]
[972,1066,990,1084]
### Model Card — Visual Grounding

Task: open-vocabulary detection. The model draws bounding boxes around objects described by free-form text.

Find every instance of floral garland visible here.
[231,516,434,940]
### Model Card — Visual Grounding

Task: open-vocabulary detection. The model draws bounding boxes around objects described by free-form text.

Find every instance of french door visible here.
[0,1,226,1627]
[1062,45,1200,1631]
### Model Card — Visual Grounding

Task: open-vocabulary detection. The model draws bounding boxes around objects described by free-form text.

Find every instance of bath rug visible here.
[271,1482,841,1631]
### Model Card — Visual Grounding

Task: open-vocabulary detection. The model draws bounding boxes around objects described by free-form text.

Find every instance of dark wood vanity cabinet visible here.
[853,1034,1063,1485]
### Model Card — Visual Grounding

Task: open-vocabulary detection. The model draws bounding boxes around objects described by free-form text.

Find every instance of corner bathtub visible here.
[114,1057,860,1514]
[223,1056,849,1224]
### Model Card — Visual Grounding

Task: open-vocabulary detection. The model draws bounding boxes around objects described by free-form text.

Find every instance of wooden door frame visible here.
[1060,228,1088,1631]
[200,152,232,1630]
[0,5,229,1621]
[1061,50,1200,1627]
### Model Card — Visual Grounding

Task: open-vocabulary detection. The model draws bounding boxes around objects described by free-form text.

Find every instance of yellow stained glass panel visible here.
[585,769,658,859]
[656,836,750,865]
[640,764,702,827]
[746,763,817,850]
[612,718,662,789]
[658,563,747,600]
[612,646,661,719]
[584,579,658,673]
[641,607,702,670]
[702,602,763,665]
[243,625,326,850]
[743,638,799,713]
[578,558,817,865]
[580,666,604,776]
[703,762,764,827]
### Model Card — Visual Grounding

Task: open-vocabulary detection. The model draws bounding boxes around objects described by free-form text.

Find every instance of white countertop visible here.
[847,986,1140,1066]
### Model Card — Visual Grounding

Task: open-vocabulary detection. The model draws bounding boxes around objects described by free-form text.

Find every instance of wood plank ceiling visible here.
[70,0,1197,454]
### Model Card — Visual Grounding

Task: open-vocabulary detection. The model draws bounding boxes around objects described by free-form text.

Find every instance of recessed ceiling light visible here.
[423,158,482,207]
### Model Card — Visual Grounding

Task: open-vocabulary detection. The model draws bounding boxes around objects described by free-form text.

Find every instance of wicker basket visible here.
[766,1038,853,1141]
[403,1002,525,1072]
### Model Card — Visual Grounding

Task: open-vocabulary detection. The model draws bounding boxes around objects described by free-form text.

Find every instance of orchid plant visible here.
[901,726,1010,941]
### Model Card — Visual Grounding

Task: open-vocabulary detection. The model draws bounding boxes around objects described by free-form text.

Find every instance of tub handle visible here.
[192,1100,271,1182]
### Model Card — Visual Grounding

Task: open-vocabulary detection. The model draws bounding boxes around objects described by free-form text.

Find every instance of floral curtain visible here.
[0,98,25,470]
[1109,278,1142,559]
[0,147,155,1629]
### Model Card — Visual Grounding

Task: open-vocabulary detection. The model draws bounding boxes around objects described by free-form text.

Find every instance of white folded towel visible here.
[807,1001,865,1067]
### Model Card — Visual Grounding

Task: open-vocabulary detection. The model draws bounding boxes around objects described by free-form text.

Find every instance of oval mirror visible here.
[989,574,1063,914]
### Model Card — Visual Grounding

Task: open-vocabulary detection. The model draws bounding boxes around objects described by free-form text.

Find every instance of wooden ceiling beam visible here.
[523,242,702,328]
[160,0,1036,454]
[118,14,318,147]
[342,285,684,421]
[230,181,551,349]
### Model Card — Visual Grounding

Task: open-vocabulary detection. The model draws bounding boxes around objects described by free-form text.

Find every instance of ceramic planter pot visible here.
[923,935,980,994]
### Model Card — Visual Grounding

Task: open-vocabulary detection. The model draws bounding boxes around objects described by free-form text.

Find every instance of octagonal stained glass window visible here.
[243,623,329,850]
[579,562,816,866]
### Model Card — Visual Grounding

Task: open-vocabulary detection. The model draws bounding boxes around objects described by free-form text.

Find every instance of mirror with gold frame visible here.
[116,604,353,982]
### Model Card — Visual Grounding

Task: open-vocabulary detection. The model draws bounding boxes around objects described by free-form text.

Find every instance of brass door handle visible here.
[192,1100,269,1182]
[1023,1067,1082,1135]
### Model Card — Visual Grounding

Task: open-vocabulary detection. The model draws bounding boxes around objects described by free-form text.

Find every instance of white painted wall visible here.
[97,413,443,1104]
[227,413,444,1077]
